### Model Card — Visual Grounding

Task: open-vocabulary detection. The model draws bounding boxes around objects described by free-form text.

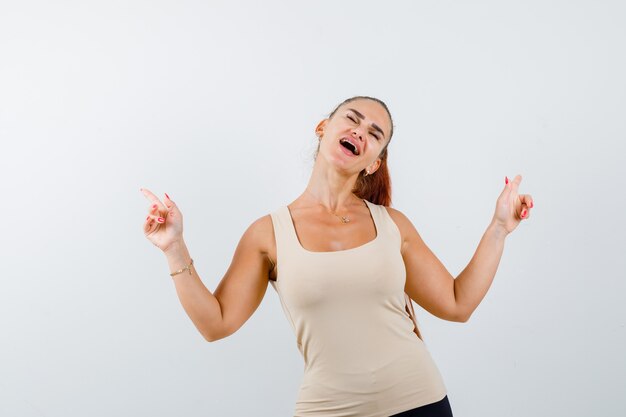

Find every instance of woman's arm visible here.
[165,215,273,342]
[386,208,507,322]
[453,221,507,321]
[388,176,531,323]
[165,240,224,341]
[386,207,460,322]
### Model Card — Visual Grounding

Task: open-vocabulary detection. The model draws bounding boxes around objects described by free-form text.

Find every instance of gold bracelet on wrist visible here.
[170,258,194,277]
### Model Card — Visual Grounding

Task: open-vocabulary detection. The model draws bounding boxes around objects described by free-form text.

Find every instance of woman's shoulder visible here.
[234,213,277,279]
[376,203,405,224]
[244,212,276,249]
[377,205,418,246]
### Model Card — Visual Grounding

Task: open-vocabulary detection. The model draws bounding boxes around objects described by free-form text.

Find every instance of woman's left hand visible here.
[492,174,533,235]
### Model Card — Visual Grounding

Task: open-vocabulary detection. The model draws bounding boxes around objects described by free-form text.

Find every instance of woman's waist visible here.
[303,342,440,383]
[303,333,428,369]
[296,354,447,416]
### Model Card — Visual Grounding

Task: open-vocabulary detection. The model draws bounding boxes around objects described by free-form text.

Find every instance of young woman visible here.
[140,96,533,417]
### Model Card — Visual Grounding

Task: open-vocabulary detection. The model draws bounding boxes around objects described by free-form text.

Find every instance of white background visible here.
[1,1,624,416]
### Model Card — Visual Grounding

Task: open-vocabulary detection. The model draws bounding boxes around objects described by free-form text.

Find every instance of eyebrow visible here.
[347,108,386,139]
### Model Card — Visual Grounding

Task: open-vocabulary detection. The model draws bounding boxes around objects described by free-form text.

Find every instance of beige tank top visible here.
[269,199,448,417]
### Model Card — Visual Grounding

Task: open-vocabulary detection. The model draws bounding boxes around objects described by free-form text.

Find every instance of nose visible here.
[351,128,365,142]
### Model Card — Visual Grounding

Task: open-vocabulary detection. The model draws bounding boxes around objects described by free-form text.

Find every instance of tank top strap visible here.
[269,205,301,265]
[365,200,402,250]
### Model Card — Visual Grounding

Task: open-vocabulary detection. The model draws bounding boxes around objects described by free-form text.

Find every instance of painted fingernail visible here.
[521,210,527,218]
[530,201,534,208]
[146,215,150,220]
[505,176,509,185]
[158,217,165,223]
[165,193,170,200]
[152,204,157,209]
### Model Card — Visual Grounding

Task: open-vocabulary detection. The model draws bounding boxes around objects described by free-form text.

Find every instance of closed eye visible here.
[347,114,381,141]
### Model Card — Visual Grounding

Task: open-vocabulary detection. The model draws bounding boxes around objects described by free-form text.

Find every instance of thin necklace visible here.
[331,211,351,223]
[304,190,357,224]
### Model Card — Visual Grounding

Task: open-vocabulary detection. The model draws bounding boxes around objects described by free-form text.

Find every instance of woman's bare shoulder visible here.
[244,213,277,277]
[382,205,409,231]
[381,205,417,247]
[242,213,275,248]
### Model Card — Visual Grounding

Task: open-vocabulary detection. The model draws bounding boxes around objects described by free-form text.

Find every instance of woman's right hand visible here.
[140,188,185,253]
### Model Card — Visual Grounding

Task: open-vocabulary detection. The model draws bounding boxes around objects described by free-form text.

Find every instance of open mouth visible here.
[339,138,360,156]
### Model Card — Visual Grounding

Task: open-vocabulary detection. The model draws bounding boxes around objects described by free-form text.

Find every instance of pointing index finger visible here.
[140,188,163,205]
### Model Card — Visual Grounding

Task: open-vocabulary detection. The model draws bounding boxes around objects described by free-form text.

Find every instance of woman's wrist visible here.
[163,240,192,274]
[163,239,185,255]
[487,219,509,241]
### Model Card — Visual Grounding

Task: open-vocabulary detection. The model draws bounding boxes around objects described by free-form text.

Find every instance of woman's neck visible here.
[300,158,362,211]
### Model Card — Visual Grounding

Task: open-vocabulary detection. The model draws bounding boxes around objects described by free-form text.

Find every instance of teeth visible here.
[340,138,359,155]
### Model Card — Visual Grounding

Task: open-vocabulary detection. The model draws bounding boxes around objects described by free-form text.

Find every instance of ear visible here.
[315,119,327,137]
[367,158,382,175]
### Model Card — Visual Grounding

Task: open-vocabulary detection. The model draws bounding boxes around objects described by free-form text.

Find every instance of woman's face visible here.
[316,99,392,175]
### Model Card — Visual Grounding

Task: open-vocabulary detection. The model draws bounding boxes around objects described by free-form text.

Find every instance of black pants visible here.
[388,395,453,417]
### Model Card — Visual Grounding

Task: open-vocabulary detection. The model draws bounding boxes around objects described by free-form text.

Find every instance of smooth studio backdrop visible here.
[1,1,624,416]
